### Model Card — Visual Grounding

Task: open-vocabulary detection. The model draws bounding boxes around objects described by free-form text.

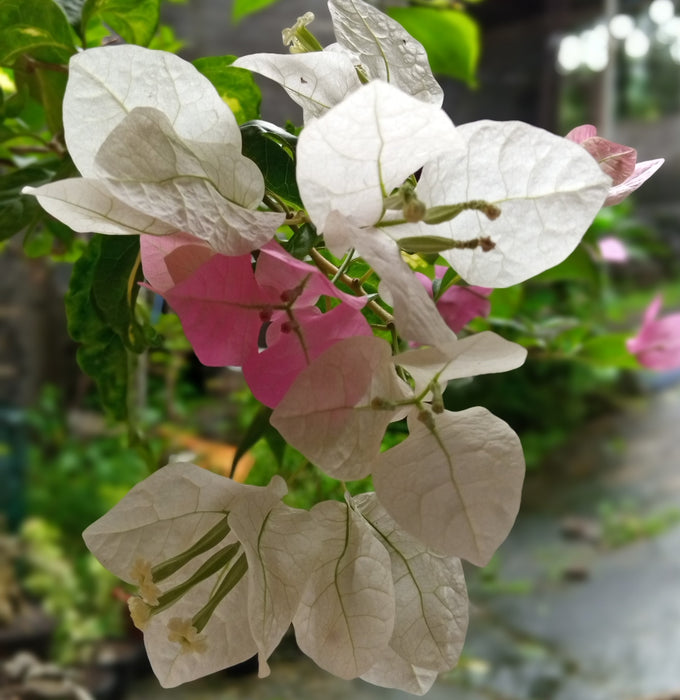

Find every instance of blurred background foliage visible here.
[0,0,678,677]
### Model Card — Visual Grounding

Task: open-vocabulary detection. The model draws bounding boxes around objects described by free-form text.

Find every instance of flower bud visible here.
[282,12,323,53]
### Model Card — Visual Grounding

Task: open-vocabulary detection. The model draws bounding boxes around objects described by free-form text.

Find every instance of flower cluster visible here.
[23,0,666,694]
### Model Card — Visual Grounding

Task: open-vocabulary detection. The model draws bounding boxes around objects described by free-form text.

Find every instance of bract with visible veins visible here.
[391,120,611,287]
[63,45,242,178]
[566,124,664,206]
[270,335,411,480]
[151,239,372,405]
[394,330,527,395]
[140,233,215,293]
[371,406,525,566]
[353,493,468,692]
[325,212,458,349]
[243,303,373,408]
[297,81,459,243]
[293,499,395,679]
[159,252,277,367]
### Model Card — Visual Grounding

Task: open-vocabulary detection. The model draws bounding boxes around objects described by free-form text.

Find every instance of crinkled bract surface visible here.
[234,0,442,121]
[353,494,468,689]
[23,46,284,254]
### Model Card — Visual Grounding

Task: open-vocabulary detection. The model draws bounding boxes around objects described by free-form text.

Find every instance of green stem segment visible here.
[152,514,231,582]
[154,542,242,614]
[192,552,249,632]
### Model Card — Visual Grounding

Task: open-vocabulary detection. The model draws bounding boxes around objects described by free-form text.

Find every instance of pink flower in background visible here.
[416,267,492,333]
[598,236,629,263]
[627,296,680,371]
[566,125,664,206]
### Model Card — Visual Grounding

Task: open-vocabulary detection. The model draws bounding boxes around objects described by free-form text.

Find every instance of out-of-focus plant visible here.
[21,517,125,664]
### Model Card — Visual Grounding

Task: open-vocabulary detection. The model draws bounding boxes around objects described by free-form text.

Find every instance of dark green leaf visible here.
[488,285,524,319]
[432,265,458,300]
[231,0,280,24]
[0,162,59,240]
[386,6,479,86]
[15,55,68,131]
[91,235,150,352]
[66,235,129,419]
[263,426,286,467]
[0,82,29,119]
[284,223,322,259]
[0,0,77,66]
[53,0,88,26]
[241,120,302,209]
[193,56,261,124]
[229,404,273,478]
[66,235,157,419]
[77,332,129,419]
[81,0,160,46]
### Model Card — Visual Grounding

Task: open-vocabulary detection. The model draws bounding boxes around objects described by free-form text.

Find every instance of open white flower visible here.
[83,464,318,687]
[23,45,283,256]
[234,0,442,121]
[297,80,612,291]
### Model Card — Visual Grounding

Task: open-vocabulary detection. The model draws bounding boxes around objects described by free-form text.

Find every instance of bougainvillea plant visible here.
[21,0,665,694]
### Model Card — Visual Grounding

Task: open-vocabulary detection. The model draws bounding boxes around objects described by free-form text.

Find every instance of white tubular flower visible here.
[166,618,208,655]
[23,45,284,256]
[234,0,442,120]
[130,558,161,606]
[128,596,152,631]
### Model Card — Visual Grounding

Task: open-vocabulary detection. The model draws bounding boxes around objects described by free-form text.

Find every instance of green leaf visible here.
[386,6,479,86]
[284,222,322,259]
[53,0,88,26]
[432,265,457,300]
[193,56,261,124]
[81,0,160,46]
[241,121,302,209]
[488,285,524,319]
[0,0,77,66]
[579,333,639,369]
[66,234,155,419]
[15,54,68,131]
[90,235,151,352]
[0,162,59,240]
[231,0,280,24]
[532,244,599,285]
[230,404,273,478]
[66,235,129,419]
